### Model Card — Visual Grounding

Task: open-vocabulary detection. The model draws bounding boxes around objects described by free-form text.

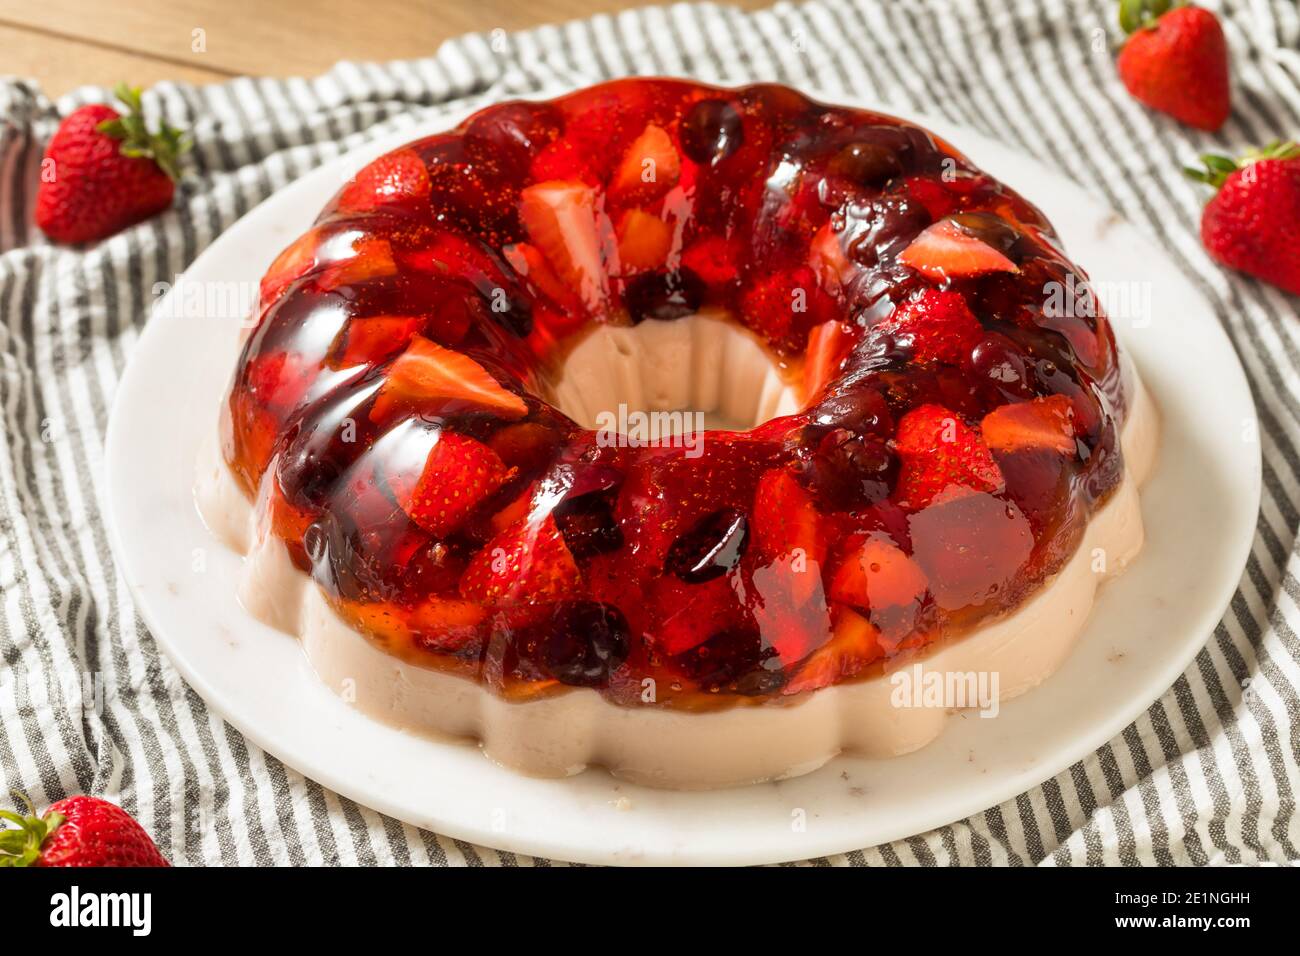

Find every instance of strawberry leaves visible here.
[96,83,190,182]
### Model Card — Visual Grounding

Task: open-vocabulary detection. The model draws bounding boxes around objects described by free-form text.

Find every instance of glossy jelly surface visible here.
[221,79,1128,709]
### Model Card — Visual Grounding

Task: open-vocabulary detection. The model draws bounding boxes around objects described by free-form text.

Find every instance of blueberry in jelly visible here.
[666,508,749,583]
[843,194,930,266]
[484,288,533,338]
[464,101,562,177]
[680,99,744,164]
[828,141,902,187]
[807,387,893,437]
[277,381,379,509]
[970,333,1036,402]
[539,601,630,686]
[674,626,783,695]
[556,493,624,558]
[799,428,897,510]
[623,267,705,324]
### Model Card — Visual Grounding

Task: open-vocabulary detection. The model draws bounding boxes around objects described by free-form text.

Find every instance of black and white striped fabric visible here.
[1,0,1297,865]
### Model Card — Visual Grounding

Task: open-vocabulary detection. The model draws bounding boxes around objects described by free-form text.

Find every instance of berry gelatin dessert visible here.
[196,79,1158,788]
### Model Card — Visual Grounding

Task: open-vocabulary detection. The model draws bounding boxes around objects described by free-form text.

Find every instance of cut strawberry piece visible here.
[489,421,561,472]
[337,148,431,213]
[392,432,511,537]
[489,480,538,533]
[645,573,746,656]
[739,265,839,353]
[902,175,959,220]
[882,288,984,366]
[808,221,854,291]
[748,550,833,666]
[782,607,883,696]
[609,124,681,203]
[459,514,582,606]
[316,237,397,292]
[909,491,1034,611]
[348,596,486,652]
[615,209,674,272]
[244,350,312,411]
[519,179,612,312]
[982,394,1076,455]
[529,138,596,183]
[828,532,928,610]
[898,218,1019,282]
[371,335,528,422]
[753,468,825,605]
[331,315,424,367]
[680,234,741,286]
[261,229,321,304]
[802,319,854,403]
[503,241,579,310]
[894,403,1004,509]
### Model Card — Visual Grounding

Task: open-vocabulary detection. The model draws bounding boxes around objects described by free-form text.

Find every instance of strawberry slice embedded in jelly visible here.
[739,265,838,352]
[898,218,1020,282]
[459,514,582,607]
[981,394,1077,455]
[894,403,1004,509]
[609,124,681,204]
[753,468,825,604]
[802,320,855,404]
[782,607,883,696]
[828,532,928,611]
[808,221,854,292]
[909,491,1034,611]
[337,148,432,213]
[615,209,674,273]
[901,175,960,220]
[392,432,512,538]
[680,234,741,286]
[316,237,398,292]
[503,241,579,311]
[371,335,528,422]
[882,288,985,366]
[349,596,487,652]
[519,179,612,313]
[331,315,425,367]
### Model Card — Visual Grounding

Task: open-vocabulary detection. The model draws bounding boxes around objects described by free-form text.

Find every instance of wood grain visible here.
[0,0,774,97]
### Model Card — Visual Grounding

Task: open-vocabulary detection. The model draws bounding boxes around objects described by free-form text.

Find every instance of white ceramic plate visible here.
[105,86,1260,865]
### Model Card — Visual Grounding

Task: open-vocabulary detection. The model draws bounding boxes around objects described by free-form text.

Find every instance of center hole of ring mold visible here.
[546,311,803,441]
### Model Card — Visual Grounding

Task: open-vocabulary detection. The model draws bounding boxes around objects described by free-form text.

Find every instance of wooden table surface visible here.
[0,0,773,98]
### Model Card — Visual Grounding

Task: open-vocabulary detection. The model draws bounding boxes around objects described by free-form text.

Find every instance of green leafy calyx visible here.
[96,83,190,182]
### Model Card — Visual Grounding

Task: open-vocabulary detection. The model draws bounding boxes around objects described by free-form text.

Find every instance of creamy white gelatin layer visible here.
[196,315,1158,790]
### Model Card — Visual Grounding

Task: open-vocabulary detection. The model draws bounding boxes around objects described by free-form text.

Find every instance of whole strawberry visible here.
[35,83,188,244]
[1117,1,1230,132]
[1186,142,1300,296]
[0,794,169,867]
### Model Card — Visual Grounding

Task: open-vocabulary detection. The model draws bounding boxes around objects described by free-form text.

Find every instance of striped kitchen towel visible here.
[1,0,1297,866]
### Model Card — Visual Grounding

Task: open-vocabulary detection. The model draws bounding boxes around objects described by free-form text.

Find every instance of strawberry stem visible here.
[1184,141,1299,189]
[96,83,190,182]
[0,794,62,867]
[1119,0,1178,34]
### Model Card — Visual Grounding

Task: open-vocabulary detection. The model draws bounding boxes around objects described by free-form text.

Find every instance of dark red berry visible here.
[673,625,782,695]
[464,101,562,177]
[680,99,744,164]
[800,429,897,509]
[556,493,624,558]
[828,141,902,186]
[540,601,630,686]
[665,507,749,583]
[623,267,705,323]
